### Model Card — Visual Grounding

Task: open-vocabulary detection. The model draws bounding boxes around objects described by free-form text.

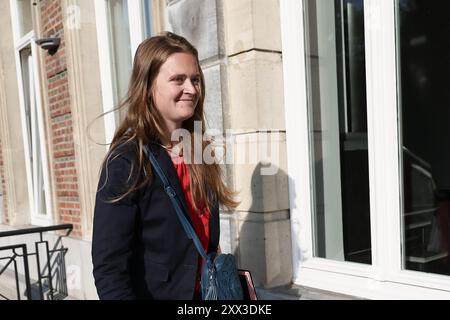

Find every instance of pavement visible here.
[0,264,360,300]
[256,284,362,300]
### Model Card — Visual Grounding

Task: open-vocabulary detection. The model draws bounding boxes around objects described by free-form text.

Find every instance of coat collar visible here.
[146,141,220,248]
[147,142,194,226]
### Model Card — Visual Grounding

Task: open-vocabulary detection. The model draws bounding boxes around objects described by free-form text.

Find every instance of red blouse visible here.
[169,151,210,299]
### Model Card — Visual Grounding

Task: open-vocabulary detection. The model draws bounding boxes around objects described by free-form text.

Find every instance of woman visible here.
[91,32,238,300]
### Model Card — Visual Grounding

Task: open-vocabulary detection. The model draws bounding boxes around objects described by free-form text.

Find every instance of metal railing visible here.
[0,224,73,300]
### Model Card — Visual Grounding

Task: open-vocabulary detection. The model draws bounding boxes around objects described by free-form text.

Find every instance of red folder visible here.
[238,269,258,300]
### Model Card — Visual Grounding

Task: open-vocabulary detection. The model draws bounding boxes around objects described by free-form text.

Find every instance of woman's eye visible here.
[192,78,201,85]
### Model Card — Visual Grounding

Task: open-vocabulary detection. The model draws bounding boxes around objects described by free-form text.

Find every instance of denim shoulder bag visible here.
[144,146,243,300]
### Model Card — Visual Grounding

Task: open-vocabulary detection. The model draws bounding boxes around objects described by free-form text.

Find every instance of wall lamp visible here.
[35,37,60,56]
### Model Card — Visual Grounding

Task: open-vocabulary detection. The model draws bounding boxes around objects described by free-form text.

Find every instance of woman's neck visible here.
[164,121,183,143]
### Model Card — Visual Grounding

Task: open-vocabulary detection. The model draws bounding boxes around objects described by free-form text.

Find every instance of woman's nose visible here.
[183,79,197,94]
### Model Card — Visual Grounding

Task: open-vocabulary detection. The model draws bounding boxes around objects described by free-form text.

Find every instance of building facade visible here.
[0,0,449,300]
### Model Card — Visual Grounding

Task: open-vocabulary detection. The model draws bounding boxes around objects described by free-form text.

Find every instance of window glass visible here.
[304,0,371,264]
[107,0,132,123]
[17,0,33,37]
[20,47,47,216]
[398,0,450,275]
[143,0,154,38]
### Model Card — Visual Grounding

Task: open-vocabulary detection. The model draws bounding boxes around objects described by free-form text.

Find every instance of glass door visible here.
[397,0,450,276]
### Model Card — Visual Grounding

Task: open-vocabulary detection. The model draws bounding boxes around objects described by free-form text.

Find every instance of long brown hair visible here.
[100,32,238,210]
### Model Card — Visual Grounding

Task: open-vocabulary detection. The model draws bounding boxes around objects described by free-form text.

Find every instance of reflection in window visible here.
[304,0,371,264]
[107,0,132,123]
[20,47,47,216]
[17,0,33,37]
[398,0,450,275]
[142,0,154,39]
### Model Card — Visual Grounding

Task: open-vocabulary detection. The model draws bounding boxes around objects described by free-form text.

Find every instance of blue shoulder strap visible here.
[143,145,207,260]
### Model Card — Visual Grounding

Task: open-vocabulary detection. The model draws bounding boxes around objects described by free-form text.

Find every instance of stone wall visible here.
[0,137,7,224]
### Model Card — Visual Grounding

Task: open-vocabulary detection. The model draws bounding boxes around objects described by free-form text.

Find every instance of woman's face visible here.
[152,52,201,133]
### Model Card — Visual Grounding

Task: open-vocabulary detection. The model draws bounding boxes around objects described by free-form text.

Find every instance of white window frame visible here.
[281,0,450,299]
[94,0,148,147]
[10,0,54,226]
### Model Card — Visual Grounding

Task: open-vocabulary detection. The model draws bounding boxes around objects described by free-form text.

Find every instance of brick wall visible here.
[0,138,8,224]
[40,0,81,237]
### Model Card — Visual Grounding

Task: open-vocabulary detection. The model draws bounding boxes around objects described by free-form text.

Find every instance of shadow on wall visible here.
[233,162,293,289]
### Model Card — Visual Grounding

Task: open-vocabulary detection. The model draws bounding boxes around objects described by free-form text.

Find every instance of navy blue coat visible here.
[91,142,220,300]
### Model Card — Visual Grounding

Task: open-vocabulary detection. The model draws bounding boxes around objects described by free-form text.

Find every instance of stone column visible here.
[167,0,292,288]
[223,0,292,288]
[62,0,105,241]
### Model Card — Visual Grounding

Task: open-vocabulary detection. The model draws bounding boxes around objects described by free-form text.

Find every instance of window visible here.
[10,0,53,225]
[282,0,450,298]
[304,0,371,264]
[20,46,48,218]
[142,0,154,38]
[16,0,32,37]
[95,0,163,145]
[107,0,132,123]
[397,0,450,276]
